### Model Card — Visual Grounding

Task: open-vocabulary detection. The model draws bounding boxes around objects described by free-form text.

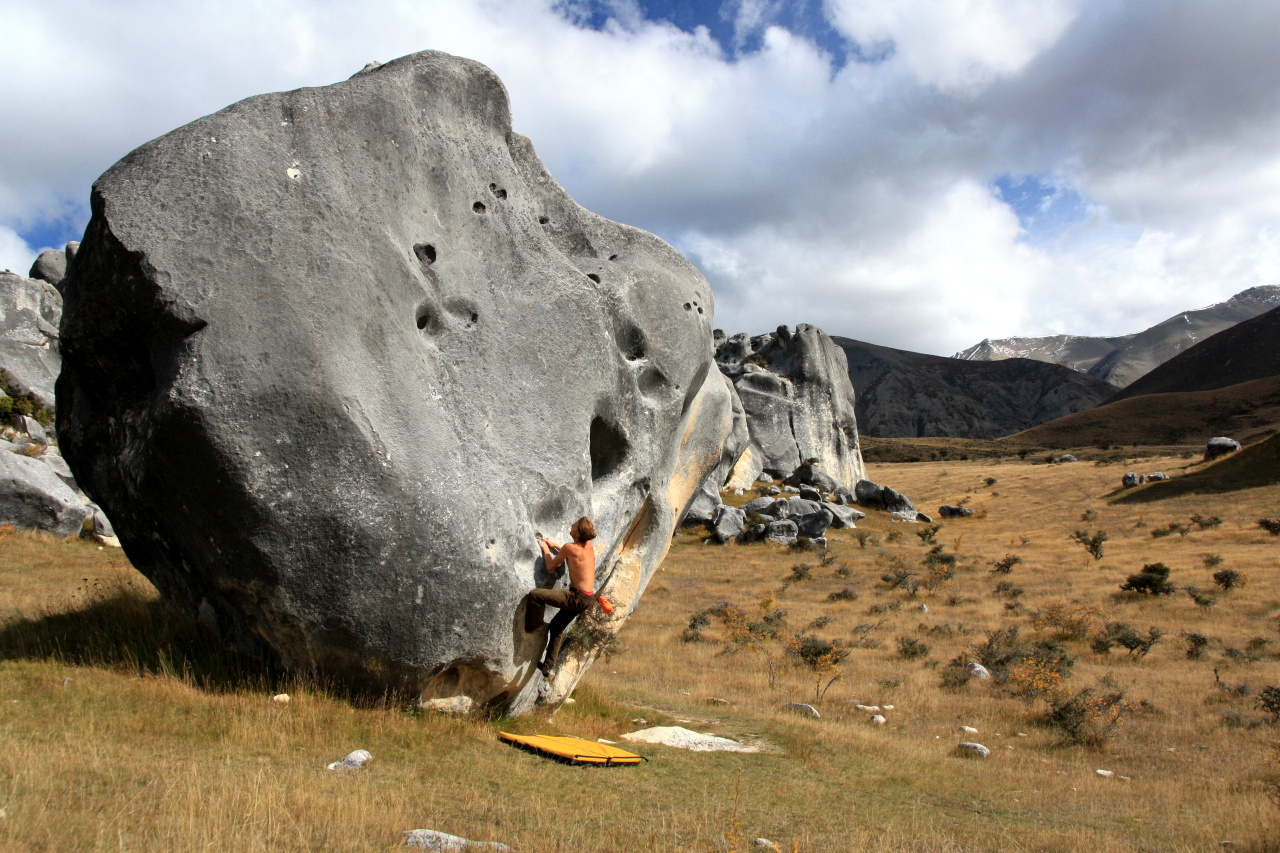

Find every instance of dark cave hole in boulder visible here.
[488,183,507,199]
[473,201,486,213]
[587,273,600,283]
[538,216,550,225]
[413,243,436,266]
[589,416,629,482]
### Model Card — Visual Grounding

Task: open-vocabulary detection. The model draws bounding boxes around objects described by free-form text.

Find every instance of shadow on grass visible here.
[0,583,275,694]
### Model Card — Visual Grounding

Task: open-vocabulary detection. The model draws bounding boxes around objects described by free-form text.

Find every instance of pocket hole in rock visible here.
[413,244,437,266]
[587,273,600,283]
[488,183,507,199]
[538,216,550,225]
[589,416,629,482]
[473,202,486,213]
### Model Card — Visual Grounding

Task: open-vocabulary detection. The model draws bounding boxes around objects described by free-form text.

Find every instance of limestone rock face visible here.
[57,51,733,714]
[0,271,63,410]
[0,451,91,538]
[715,324,864,487]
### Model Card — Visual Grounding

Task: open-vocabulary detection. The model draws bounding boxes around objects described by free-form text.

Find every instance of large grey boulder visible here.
[823,501,864,528]
[791,509,832,539]
[855,479,916,519]
[765,518,798,545]
[710,504,745,543]
[57,51,736,715]
[0,451,92,538]
[715,325,864,488]
[0,271,62,411]
[1205,436,1241,461]
[29,243,78,290]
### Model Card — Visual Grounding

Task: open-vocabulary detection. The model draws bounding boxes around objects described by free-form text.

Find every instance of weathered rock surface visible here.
[57,51,736,715]
[0,271,63,411]
[855,479,916,519]
[710,504,745,543]
[938,505,973,518]
[714,325,864,486]
[0,451,91,538]
[621,726,758,752]
[1205,436,1241,461]
[28,243,78,290]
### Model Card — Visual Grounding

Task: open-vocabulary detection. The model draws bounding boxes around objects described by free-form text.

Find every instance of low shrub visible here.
[1185,586,1217,608]
[896,636,930,660]
[1257,686,1280,723]
[1043,688,1130,747]
[827,587,858,602]
[1182,632,1209,659]
[1256,518,1280,536]
[993,581,1024,598]
[1071,529,1108,560]
[989,553,1022,574]
[1212,569,1248,590]
[1120,563,1175,596]
[917,525,940,545]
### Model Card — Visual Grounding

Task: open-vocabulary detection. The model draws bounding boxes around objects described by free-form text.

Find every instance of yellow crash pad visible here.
[498,732,645,765]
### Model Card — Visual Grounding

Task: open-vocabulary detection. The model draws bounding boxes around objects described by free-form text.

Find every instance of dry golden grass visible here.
[1,452,1279,851]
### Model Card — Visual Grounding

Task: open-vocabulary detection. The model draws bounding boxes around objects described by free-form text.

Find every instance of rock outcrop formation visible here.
[714,325,864,487]
[58,51,738,714]
[0,271,63,411]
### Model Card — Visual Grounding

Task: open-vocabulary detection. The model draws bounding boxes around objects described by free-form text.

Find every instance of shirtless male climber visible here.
[527,516,599,676]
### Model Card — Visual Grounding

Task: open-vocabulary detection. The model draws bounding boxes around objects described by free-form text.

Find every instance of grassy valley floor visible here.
[1,450,1279,850]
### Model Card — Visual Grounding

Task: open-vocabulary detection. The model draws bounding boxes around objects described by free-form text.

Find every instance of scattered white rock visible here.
[621,726,759,753]
[403,829,512,851]
[881,704,894,711]
[855,704,880,713]
[784,702,820,718]
[327,749,372,770]
[754,839,780,851]
[957,742,990,758]
[272,693,290,704]
[965,663,992,679]
[918,604,928,612]
[1096,769,1114,778]
[1016,732,1027,738]
[960,726,979,735]
[562,697,575,705]
[420,695,474,715]
[706,697,731,705]
[870,715,886,725]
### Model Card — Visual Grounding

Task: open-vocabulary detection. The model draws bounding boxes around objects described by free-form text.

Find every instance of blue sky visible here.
[2,0,1278,354]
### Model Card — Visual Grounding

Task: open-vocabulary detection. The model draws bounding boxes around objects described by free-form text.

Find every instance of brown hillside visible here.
[1112,431,1280,503]
[1009,374,1280,448]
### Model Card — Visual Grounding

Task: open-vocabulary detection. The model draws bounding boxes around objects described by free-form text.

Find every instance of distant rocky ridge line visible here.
[834,336,1114,439]
[954,285,1280,388]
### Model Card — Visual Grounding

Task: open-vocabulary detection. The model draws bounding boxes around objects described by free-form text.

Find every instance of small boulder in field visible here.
[870,714,886,725]
[403,829,512,851]
[957,742,990,758]
[939,505,973,518]
[965,663,992,679]
[784,702,820,718]
[326,749,372,770]
[621,726,759,753]
[1122,472,1140,488]
[1146,471,1169,481]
